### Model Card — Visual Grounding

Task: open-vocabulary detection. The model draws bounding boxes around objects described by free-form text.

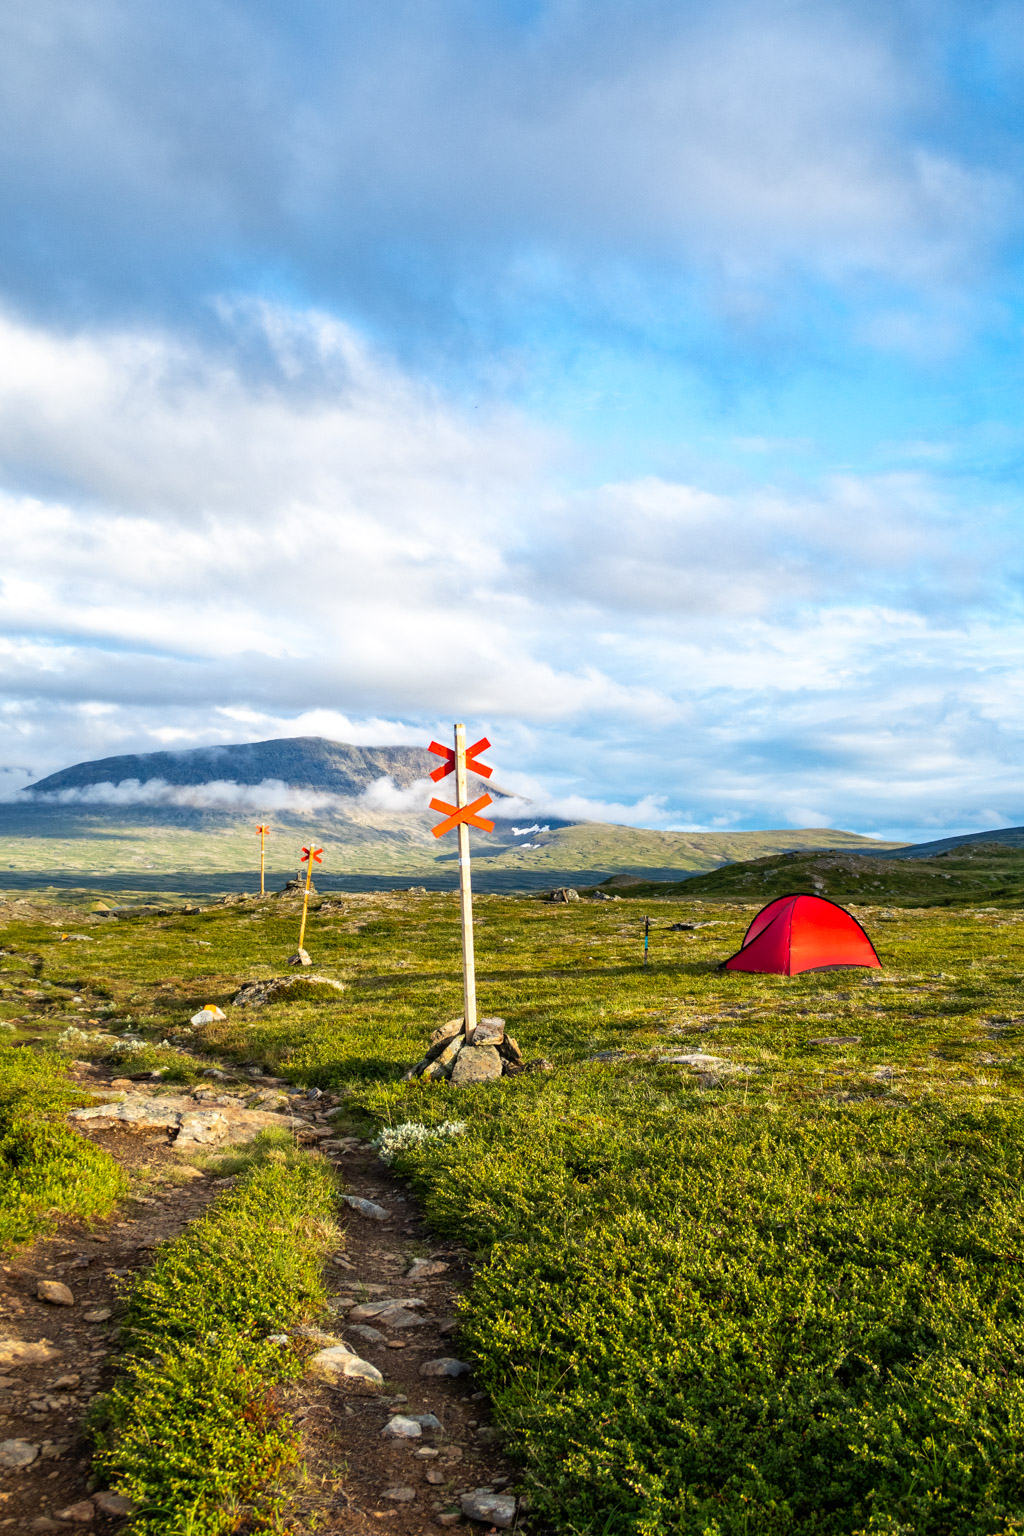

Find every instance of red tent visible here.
[721,893,881,976]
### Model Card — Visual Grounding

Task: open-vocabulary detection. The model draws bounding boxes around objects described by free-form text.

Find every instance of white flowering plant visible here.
[372,1120,468,1164]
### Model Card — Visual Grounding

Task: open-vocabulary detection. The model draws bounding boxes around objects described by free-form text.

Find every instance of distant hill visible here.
[26,736,439,796]
[595,843,1024,907]
[884,825,1024,859]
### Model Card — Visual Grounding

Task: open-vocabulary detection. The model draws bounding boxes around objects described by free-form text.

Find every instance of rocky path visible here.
[0,1067,523,1534]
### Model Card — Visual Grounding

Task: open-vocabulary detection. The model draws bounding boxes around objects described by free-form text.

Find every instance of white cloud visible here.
[0,301,1022,838]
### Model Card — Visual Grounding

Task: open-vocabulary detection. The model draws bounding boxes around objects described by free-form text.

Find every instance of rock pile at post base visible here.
[405,1017,525,1085]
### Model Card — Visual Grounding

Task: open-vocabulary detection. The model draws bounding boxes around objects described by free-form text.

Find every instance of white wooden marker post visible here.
[428,726,495,1046]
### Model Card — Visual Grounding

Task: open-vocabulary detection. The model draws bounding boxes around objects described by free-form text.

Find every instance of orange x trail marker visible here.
[428,736,493,782]
[429,794,495,838]
[301,845,323,863]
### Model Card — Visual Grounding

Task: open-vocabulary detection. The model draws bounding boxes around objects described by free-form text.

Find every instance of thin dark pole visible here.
[643,914,650,969]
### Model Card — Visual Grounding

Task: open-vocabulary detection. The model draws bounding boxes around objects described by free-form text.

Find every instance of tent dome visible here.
[721,893,881,976]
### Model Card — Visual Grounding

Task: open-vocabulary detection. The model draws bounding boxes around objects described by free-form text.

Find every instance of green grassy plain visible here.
[4,889,1024,1534]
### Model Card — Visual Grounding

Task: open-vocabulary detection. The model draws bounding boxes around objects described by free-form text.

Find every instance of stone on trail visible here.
[92,1492,135,1516]
[376,1305,426,1329]
[307,1345,384,1392]
[460,1489,517,1528]
[349,1298,426,1321]
[382,1486,417,1503]
[343,1194,390,1221]
[0,1437,39,1469]
[346,1323,386,1345]
[36,1280,74,1307]
[0,1338,60,1367]
[468,1016,505,1047]
[55,1501,96,1523]
[381,1414,422,1439]
[406,1257,449,1280]
[287,948,313,966]
[450,1045,502,1086]
[420,1357,471,1378]
[190,1005,226,1026]
[28,1520,64,1534]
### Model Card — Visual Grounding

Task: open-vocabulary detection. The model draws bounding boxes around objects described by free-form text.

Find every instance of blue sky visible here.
[1,0,1023,839]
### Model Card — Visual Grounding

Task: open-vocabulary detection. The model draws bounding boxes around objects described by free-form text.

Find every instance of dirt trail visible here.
[0,1068,521,1534]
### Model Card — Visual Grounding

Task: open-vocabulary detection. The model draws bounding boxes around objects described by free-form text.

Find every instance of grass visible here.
[92,1133,339,1536]
[0,1042,127,1249]
[5,886,1024,1531]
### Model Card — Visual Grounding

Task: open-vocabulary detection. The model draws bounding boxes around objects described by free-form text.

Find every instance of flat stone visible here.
[382,1486,417,1503]
[37,1280,75,1307]
[83,1309,112,1323]
[0,1437,39,1469]
[407,1258,449,1280]
[429,1036,464,1077]
[29,1520,64,1534]
[450,1045,502,1086]
[56,1501,95,1523]
[175,1110,229,1145]
[92,1492,135,1516]
[409,1413,442,1430]
[420,1357,471,1378]
[343,1194,390,1221]
[0,1338,61,1367]
[467,1016,504,1047]
[287,949,313,966]
[499,1035,523,1063]
[381,1414,422,1439]
[349,1298,426,1321]
[460,1489,517,1527]
[307,1346,384,1392]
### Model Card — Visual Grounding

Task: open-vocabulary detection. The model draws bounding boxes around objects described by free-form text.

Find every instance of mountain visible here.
[26,736,439,796]
[3,735,907,898]
[883,826,1024,859]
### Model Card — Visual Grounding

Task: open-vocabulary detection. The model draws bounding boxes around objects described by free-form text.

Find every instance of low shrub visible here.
[0,1043,127,1250]
[92,1135,339,1535]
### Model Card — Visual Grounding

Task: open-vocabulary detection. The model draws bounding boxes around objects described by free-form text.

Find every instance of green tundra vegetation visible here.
[2,886,1024,1534]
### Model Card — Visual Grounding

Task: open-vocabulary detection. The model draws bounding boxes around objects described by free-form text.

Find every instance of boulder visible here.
[233,975,345,1007]
[307,1346,383,1392]
[450,1045,502,1086]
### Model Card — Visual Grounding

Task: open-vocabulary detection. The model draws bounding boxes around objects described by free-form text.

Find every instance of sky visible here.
[1,0,1024,840]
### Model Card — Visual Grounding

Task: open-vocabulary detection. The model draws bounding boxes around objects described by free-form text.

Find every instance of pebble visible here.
[83,1309,112,1324]
[36,1280,75,1307]
[409,1413,443,1431]
[420,1357,471,1378]
[380,1415,422,1440]
[436,1514,461,1528]
[28,1520,63,1534]
[460,1489,517,1527]
[0,1438,38,1469]
[381,1486,416,1503]
[425,1469,446,1485]
[343,1195,391,1221]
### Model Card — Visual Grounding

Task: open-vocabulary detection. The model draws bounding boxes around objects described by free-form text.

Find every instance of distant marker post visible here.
[643,914,650,970]
[256,824,270,897]
[298,842,323,952]
[427,726,495,1043]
